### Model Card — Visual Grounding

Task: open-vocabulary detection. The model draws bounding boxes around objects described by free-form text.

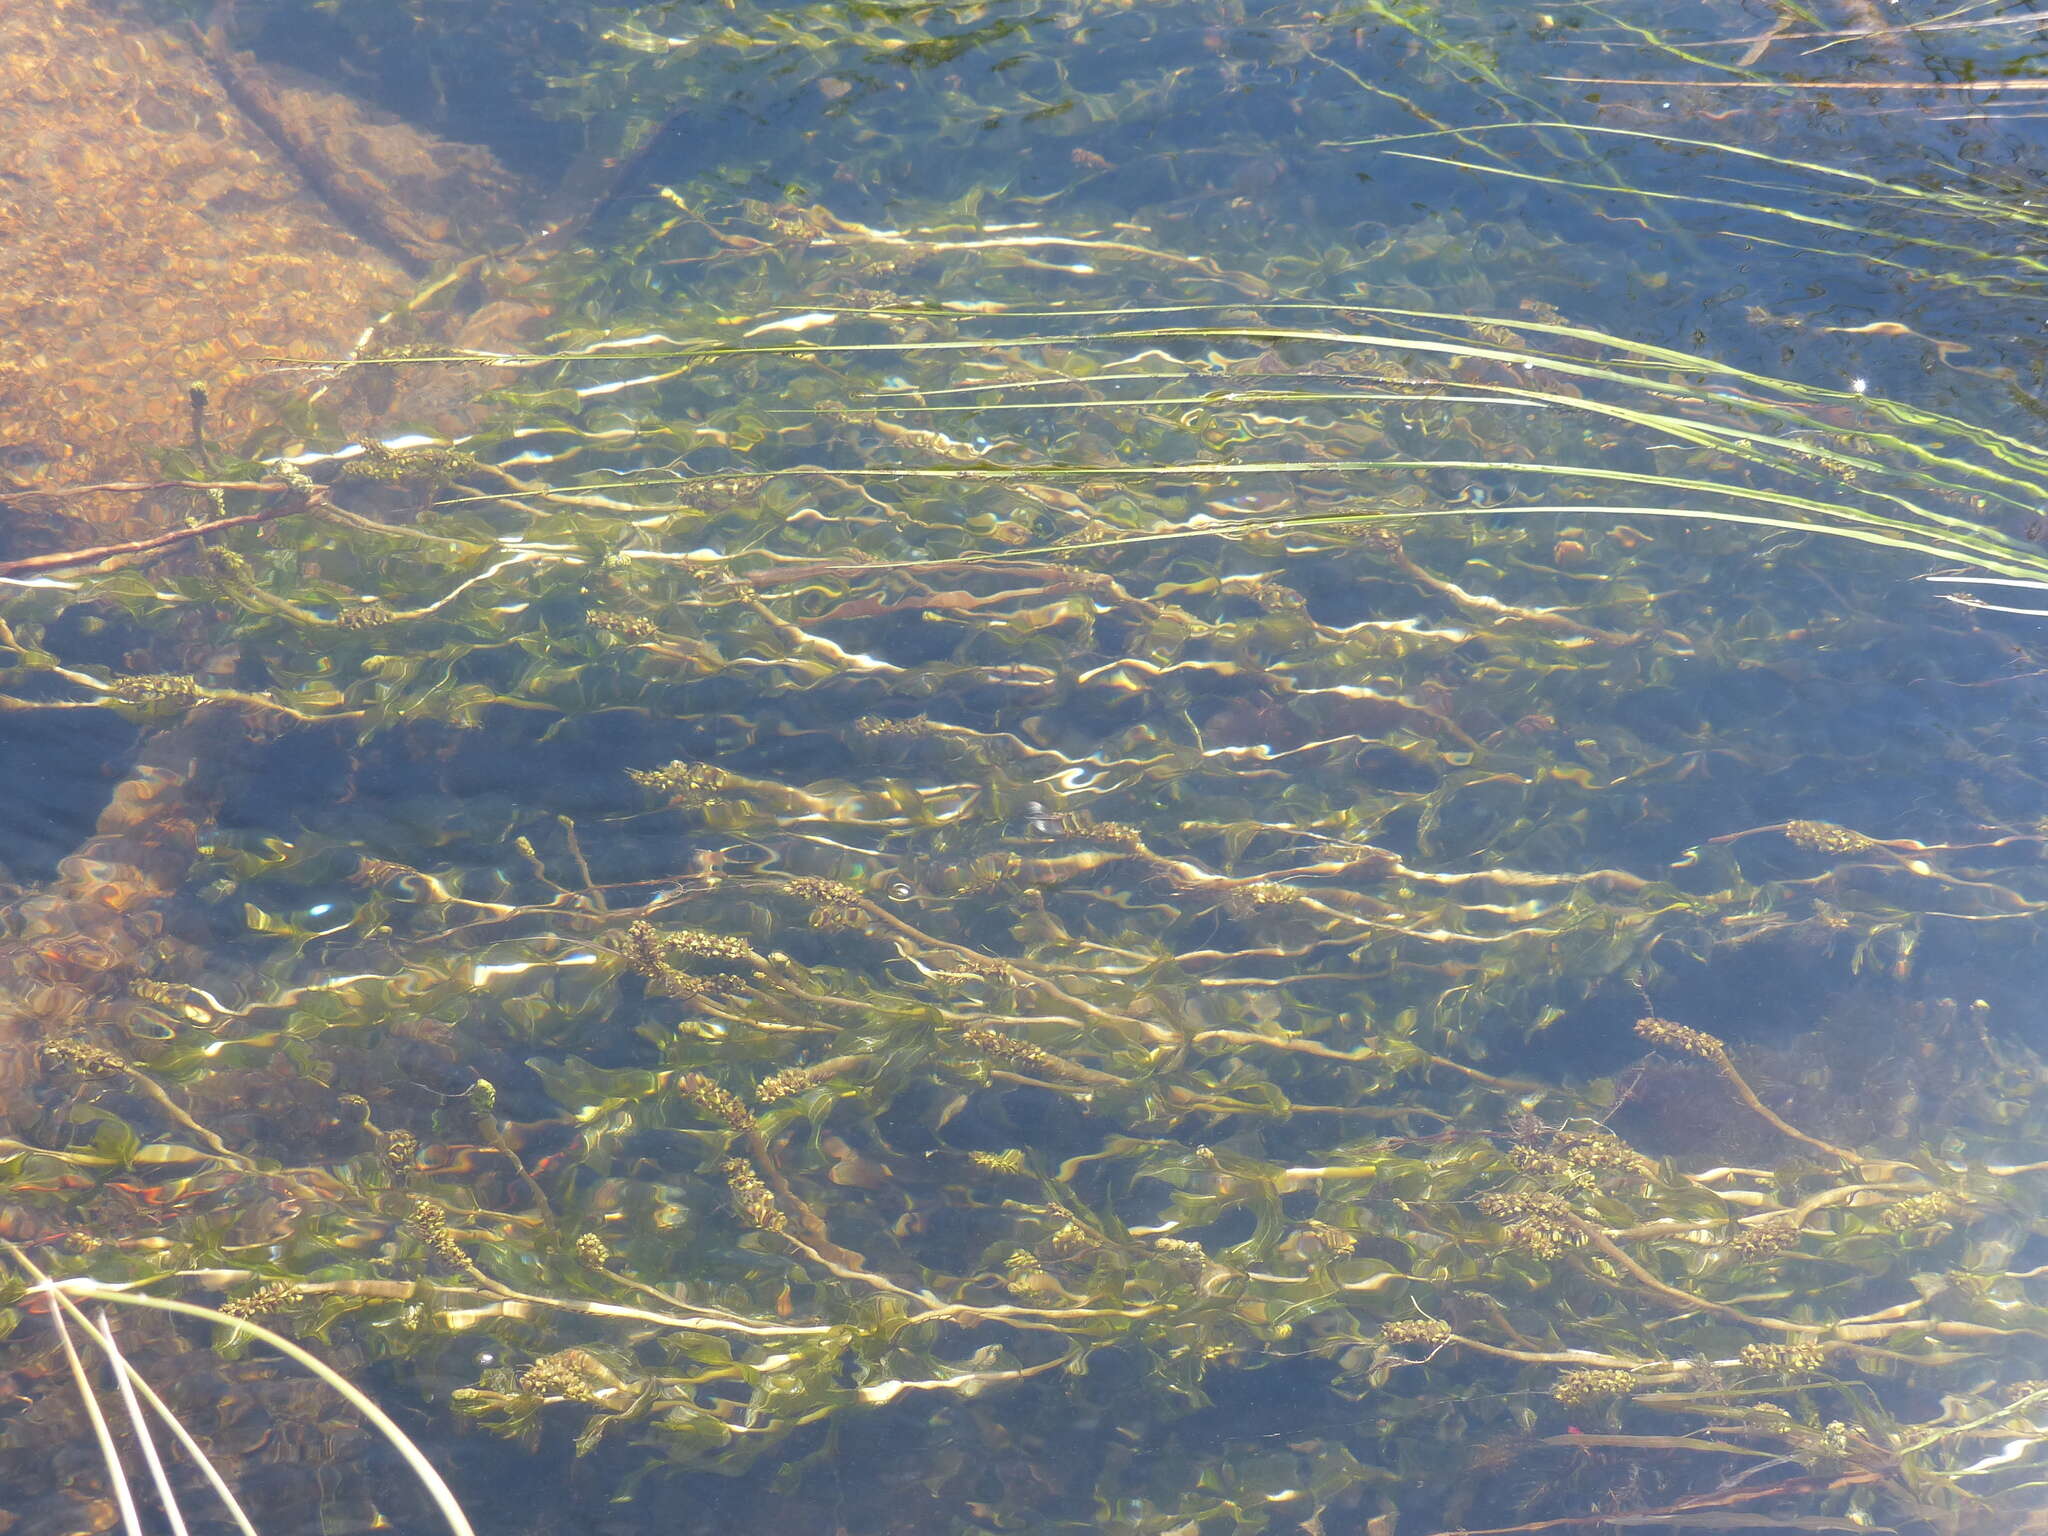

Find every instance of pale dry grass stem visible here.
[3,1242,475,1536]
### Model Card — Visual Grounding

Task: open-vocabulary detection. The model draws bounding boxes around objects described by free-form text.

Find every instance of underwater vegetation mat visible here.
[5,1,2048,1533]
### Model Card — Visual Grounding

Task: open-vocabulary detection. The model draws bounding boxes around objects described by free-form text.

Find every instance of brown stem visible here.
[1711,1056,1864,1166]
[1418,1471,1885,1536]
[743,1125,863,1266]
[0,487,324,577]
[6,478,282,498]
[1569,1220,1824,1335]
[118,1069,254,1170]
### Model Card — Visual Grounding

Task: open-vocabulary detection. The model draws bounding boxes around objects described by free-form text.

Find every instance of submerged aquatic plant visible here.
[5,1,2048,1533]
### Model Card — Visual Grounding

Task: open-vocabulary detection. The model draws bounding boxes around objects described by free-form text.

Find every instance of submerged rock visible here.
[0,0,528,552]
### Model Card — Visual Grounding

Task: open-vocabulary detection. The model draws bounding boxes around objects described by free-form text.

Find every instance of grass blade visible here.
[67,1284,477,1536]
[97,1308,191,1536]
[8,1243,260,1536]
[44,1295,144,1536]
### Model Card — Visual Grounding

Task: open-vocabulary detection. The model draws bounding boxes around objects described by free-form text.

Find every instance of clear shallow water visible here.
[6,3,2048,1535]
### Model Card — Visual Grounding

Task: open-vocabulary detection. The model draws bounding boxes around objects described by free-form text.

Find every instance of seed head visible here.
[219,1282,301,1320]
[381,1129,420,1172]
[1729,1219,1800,1260]
[721,1157,787,1234]
[1634,1015,1728,1063]
[1882,1193,1958,1231]
[1785,820,1878,856]
[40,1039,125,1078]
[969,1149,1028,1176]
[677,1073,756,1132]
[626,760,732,806]
[519,1353,601,1405]
[1738,1342,1826,1375]
[1553,1369,1635,1408]
[588,610,657,640]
